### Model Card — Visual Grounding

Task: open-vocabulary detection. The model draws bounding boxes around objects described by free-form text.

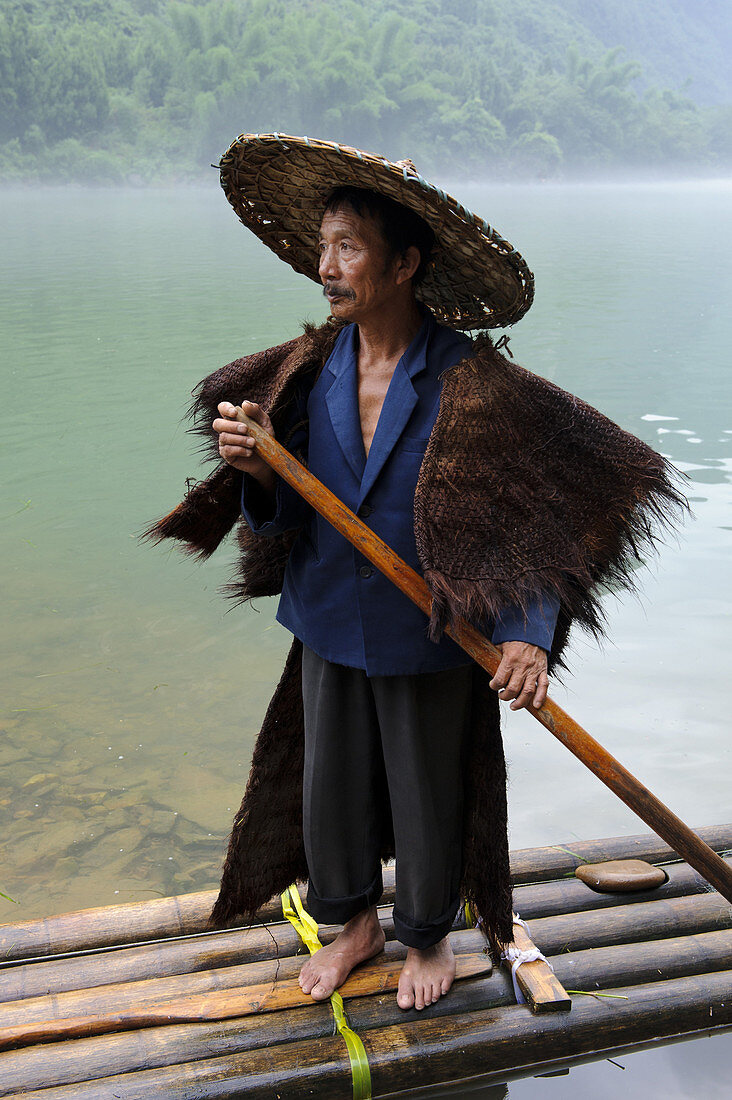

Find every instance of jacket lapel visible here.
[358,316,431,503]
[358,361,420,503]
[324,329,366,481]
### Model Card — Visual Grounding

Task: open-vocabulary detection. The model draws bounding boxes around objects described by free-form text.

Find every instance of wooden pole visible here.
[234,408,732,903]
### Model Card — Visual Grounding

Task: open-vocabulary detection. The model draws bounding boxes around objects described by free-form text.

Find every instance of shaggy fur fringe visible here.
[141,320,342,569]
[416,338,687,672]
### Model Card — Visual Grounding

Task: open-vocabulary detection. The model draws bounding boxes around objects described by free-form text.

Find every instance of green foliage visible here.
[0,0,729,182]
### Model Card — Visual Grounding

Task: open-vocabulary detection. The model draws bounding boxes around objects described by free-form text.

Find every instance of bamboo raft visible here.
[0,825,729,1098]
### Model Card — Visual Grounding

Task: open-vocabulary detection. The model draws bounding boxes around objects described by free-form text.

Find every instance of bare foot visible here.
[298,906,385,1001]
[397,936,456,1010]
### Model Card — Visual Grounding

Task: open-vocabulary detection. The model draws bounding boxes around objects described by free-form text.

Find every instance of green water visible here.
[1,182,730,1094]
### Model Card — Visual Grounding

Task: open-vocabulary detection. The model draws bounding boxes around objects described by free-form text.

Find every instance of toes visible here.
[311,981,331,1001]
[299,965,316,994]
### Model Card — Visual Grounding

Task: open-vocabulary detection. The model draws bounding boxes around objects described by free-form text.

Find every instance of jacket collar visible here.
[324,311,434,494]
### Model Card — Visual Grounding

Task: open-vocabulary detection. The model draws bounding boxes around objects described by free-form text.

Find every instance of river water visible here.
[1,181,730,1094]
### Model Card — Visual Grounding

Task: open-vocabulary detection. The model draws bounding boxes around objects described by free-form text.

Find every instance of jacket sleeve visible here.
[241,474,310,535]
[491,593,560,652]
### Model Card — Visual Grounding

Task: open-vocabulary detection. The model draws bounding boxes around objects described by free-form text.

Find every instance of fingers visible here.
[533,669,549,709]
[488,654,515,694]
[240,401,274,433]
[217,429,255,454]
[510,670,543,712]
[490,642,550,712]
[215,401,274,440]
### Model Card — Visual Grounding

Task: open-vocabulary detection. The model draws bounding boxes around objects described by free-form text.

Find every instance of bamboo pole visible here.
[513,855,732,922]
[4,855,727,1004]
[1,891,727,1035]
[233,408,732,903]
[6,971,731,1099]
[1,859,728,1009]
[508,823,732,885]
[525,891,732,956]
[2,826,730,965]
[0,930,729,1096]
[0,893,215,963]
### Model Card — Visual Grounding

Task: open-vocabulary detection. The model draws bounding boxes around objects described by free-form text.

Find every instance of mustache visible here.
[323,282,356,300]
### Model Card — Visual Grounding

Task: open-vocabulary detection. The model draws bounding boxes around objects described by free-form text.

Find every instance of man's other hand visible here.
[489,641,549,711]
[213,401,276,494]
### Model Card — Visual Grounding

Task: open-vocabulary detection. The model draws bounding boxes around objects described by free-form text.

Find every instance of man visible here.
[148,134,681,1013]
[213,185,557,1010]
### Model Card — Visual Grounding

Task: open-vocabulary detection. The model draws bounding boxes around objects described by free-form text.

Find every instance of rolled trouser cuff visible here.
[306,869,383,927]
[393,897,461,949]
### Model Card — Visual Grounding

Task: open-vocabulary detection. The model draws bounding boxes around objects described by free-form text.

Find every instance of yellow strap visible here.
[281,886,372,1100]
[463,900,476,928]
[281,884,322,956]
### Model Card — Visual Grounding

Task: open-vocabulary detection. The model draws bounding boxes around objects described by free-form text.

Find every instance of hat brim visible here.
[219,133,534,330]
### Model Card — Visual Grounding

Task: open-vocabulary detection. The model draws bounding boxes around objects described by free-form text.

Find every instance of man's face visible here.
[318,206,398,323]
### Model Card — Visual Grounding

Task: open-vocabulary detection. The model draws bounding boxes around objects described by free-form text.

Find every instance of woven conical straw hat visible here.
[219,133,534,330]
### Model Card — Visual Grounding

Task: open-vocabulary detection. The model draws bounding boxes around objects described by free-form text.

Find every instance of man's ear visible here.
[394,245,421,285]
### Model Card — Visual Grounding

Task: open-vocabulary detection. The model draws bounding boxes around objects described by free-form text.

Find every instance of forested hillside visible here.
[1,0,730,182]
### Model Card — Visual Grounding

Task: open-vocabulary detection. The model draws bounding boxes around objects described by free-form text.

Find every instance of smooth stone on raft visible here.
[574,859,667,893]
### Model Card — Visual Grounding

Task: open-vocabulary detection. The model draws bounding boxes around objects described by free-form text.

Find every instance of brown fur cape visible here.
[146,319,684,951]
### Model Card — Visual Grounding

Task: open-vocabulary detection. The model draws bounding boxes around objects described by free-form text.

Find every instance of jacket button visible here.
[359,504,373,518]
[359,565,373,578]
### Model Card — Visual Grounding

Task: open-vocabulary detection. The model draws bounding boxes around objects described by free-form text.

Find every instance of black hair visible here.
[323,186,435,285]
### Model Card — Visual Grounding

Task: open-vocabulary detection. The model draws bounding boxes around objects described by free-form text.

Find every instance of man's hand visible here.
[489,641,549,711]
[213,401,276,494]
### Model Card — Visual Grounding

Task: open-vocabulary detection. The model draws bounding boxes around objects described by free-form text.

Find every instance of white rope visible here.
[501,912,554,1004]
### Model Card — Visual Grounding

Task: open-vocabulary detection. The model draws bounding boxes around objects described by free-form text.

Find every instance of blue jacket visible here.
[242,311,558,675]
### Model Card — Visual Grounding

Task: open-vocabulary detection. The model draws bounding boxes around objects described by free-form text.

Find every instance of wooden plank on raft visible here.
[502,916,572,1013]
[0,925,484,1005]
[0,931,488,1032]
[0,930,729,1096]
[0,952,491,1053]
[6,971,732,1100]
[1,825,730,963]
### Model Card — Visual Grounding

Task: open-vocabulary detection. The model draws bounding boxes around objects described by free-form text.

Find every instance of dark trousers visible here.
[301,646,472,949]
